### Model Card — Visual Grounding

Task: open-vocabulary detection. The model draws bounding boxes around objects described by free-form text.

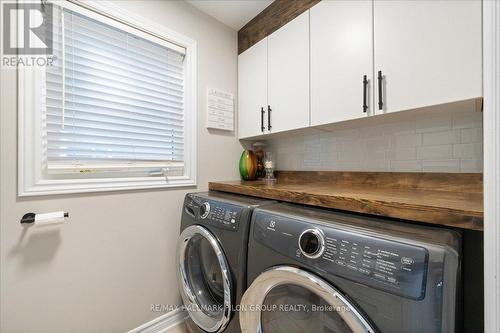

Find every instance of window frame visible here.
[18,0,198,196]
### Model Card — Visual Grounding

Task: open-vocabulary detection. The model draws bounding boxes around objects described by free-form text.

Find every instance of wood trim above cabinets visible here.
[238,0,320,54]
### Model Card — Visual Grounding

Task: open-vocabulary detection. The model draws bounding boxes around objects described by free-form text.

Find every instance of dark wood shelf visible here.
[209,171,483,231]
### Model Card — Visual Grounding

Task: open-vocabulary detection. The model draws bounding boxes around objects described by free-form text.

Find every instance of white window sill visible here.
[19,176,197,197]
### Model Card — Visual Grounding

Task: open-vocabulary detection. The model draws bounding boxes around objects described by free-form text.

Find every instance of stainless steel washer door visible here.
[240,266,376,333]
[177,225,232,333]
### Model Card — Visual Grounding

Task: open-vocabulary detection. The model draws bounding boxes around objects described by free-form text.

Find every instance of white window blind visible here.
[44,6,186,174]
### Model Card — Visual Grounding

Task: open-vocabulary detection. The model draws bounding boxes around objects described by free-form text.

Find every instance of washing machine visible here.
[177,191,273,333]
[240,203,461,333]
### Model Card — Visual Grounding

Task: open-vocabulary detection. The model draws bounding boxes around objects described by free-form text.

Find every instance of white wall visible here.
[0,1,241,332]
[265,100,483,173]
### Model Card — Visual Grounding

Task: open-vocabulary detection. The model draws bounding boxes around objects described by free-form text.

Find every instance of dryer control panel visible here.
[253,211,429,300]
[185,196,242,231]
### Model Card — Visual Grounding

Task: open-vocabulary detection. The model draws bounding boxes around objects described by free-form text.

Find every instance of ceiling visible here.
[186,0,273,31]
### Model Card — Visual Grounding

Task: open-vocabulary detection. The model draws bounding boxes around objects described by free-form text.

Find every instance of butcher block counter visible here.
[208,171,483,231]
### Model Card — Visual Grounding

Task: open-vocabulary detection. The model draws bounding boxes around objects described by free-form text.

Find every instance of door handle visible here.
[260,107,265,133]
[363,75,368,113]
[377,70,384,110]
[267,105,272,131]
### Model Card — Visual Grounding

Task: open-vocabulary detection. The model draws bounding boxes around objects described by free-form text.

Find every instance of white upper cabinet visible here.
[267,11,310,133]
[238,38,268,139]
[237,1,482,138]
[373,0,482,114]
[311,1,373,126]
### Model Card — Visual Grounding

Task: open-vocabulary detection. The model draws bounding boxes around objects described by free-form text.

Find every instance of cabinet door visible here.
[310,1,373,126]
[374,0,482,114]
[238,38,267,139]
[268,11,310,133]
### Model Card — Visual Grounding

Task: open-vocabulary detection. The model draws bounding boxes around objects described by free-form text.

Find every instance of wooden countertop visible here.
[209,171,483,231]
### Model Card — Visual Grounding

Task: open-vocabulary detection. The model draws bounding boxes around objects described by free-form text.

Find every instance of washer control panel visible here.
[253,211,429,300]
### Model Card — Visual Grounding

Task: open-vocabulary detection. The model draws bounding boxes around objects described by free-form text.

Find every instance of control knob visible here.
[199,202,210,219]
[299,228,325,259]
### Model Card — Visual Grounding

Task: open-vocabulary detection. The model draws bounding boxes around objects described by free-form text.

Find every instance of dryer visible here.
[240,203,461,333]
[177,192,273,333]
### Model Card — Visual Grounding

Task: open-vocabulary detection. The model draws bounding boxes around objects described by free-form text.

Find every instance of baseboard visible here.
[127,308,189,333]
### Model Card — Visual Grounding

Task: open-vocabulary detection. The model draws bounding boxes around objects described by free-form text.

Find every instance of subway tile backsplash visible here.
[264,100,483,173]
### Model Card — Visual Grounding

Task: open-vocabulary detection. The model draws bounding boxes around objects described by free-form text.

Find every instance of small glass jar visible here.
[264,152,276,182]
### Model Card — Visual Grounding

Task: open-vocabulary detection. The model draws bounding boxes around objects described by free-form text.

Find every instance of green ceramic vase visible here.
[239,150,257,180]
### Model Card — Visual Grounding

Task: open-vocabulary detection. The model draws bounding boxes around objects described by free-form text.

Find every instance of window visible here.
[19,1,197,196]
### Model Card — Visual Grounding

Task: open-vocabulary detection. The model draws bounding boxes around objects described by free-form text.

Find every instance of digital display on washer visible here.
[252,211,429,300]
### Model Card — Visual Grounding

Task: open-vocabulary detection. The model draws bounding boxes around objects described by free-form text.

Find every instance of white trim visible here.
[47,161,184,173]
[127,309,188,333]
[483,0,500,332]
[18,0,198,196]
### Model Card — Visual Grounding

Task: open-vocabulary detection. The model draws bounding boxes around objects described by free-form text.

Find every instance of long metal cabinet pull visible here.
[260,107,265,132]
[267,105,272,131]
[377,70,384,110]
[363,75,368,113]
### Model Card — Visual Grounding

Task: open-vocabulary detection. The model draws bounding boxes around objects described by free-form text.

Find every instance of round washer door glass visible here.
[240,266,376,333]
[177,225,232,333]
[262,284,352,332]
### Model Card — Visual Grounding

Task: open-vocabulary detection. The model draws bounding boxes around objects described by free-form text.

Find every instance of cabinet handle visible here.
[267,105,272,131]
[377,70,384,110]
[260,107,265,133]
[363,75,368,113]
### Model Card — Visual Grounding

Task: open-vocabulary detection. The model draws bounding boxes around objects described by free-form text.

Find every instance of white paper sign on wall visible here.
[206,88,234,131]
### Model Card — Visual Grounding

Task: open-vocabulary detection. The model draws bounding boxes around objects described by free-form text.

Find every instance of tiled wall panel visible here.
[265,101,483,172]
